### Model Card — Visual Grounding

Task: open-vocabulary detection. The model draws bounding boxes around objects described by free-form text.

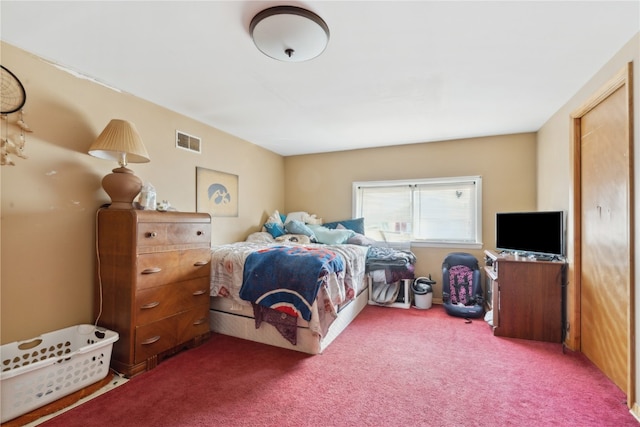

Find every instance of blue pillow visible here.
[308,225,355,245]
[264,222,286,238]
[263,210,286,238]
[285,220,317,241]
[323,218,365,235]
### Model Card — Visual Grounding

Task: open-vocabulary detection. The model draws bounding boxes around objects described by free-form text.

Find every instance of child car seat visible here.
[442,252,484,318]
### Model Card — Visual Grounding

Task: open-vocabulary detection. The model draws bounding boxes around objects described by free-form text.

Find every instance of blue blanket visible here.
[240,245,344,321]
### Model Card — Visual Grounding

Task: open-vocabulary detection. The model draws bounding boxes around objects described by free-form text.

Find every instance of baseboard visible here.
[630,402,640,422]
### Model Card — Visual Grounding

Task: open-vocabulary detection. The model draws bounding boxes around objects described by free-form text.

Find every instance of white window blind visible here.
[353,176,482,246]
[358,184,413,243]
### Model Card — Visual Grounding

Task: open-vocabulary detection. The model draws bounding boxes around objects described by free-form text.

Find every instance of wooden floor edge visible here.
[1,370,116,427]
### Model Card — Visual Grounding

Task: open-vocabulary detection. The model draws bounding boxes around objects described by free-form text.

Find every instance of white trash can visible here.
[412,276,435,309]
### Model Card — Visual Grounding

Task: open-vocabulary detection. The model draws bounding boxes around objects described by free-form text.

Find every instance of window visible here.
[353,176,482,248]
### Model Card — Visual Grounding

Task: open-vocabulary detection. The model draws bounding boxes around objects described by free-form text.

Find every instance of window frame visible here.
[352,176,483,249]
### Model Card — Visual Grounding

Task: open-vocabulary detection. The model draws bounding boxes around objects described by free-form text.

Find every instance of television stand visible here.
[484,250,566,343]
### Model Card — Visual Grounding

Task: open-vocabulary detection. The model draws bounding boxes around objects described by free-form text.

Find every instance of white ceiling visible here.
[1,1,639,156]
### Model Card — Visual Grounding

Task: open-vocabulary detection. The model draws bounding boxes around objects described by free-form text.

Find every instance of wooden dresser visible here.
[95,208,212,377]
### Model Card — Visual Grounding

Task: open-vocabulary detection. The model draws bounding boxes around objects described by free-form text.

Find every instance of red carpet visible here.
[41,305,636,426]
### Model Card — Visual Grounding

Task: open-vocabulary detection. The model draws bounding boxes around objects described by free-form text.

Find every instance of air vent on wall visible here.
[176,130,201,153]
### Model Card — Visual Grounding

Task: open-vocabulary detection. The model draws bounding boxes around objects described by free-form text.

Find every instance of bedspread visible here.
[210,242,368,338]
[240,245,343,321]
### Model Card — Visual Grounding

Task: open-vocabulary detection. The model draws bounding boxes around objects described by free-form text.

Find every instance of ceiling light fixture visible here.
[250,6,330,62]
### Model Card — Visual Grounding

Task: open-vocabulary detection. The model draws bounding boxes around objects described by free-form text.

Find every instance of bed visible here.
[208,239,370,354]
[208,212,416,354]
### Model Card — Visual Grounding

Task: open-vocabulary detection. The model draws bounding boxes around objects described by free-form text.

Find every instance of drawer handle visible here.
[141,336,161,345]
[196,230,204,236]
[193,318,207,326]
[141,267,162,274]
[141,301,160,309]
[192,290,206,296]
[145,231,158,238]
[193,261,208,267]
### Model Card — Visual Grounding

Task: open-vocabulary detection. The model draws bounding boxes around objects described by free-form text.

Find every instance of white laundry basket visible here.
[0,324,119,423]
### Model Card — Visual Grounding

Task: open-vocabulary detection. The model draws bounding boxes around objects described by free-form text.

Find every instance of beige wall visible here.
[537,32,640,410]
[0,42,284,344]
[0,39,538,344]
[284,133,538,298]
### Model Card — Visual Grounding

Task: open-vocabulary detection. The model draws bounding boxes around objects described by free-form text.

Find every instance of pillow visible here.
[263,210,286,238]
[347,233,376,246]
[264,222,285,238]
[246,232,276,243]
[285,220,317,241]
[338,224,376,245]
[322,217,365,235]
[305,214,323,225]
[285,211,323,225]
[275,234,312,244]
[284,211,309,224]
[308,224,355,245]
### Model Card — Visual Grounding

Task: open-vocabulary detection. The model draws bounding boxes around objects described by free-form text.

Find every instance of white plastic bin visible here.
[412,277,435,309]
[0,324,119,423]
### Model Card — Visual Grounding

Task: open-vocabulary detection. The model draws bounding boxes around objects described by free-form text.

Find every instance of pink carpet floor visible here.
[39,304,637,426]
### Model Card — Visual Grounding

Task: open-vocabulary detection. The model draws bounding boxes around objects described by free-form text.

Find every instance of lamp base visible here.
[102,166,143,209]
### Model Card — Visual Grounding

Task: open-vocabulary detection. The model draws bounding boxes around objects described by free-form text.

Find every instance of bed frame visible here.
[208,285,369,354]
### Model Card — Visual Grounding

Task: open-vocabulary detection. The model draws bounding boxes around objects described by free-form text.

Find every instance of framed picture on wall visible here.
[196,167,238,217]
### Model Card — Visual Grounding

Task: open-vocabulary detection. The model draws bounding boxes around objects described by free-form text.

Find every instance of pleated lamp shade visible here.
[89,119,150,164]
[88,119,150,209]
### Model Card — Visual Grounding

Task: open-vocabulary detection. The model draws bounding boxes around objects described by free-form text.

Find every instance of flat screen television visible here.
[496,211,565,257]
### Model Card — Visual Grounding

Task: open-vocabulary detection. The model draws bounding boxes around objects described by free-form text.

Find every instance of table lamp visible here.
[88,119,150,209]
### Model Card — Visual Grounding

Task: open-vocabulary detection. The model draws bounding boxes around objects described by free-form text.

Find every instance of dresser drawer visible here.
[134,317,177,364]
[136,249,211,290]
[176,304,210,344]
[135,277,210,326]
[137,222,210,248]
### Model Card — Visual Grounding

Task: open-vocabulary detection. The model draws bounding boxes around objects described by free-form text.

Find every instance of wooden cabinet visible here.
[484,250,565,343]
[95,209,212,377]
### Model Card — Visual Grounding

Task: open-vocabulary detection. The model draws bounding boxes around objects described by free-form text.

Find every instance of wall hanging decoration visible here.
[196,167,238,217]
[1,65,32,166]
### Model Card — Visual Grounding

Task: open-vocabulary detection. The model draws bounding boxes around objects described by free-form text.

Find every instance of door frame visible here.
[570,62,635,406]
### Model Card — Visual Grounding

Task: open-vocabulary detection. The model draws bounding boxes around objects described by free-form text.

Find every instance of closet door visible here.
[580,82,630,394]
